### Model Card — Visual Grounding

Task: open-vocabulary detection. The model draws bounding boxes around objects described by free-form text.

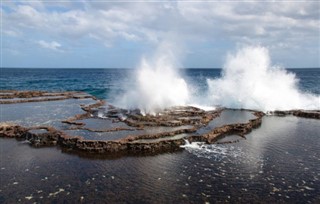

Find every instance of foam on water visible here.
[181,140,245,161]
[207,46,320,112]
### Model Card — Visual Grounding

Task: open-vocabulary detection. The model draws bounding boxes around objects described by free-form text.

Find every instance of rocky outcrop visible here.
[2,90,318,156]
[62,100,105,127]
[0,90,95,104]
[0,123,28,138]
[271,110,320,119]
[0,91,46,99]
[0,123,64,147]
[0,110,264,154]
[120,106,222,128]
[202,111,263,143]
[122,127,196,142]
[0,90,265,155]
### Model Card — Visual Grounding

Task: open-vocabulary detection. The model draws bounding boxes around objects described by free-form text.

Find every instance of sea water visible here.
[0,67,319,203]
[1,68,319,99]
[0,116,319,203]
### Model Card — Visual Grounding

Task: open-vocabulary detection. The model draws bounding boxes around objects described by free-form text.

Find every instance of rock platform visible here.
[1,90,319,155]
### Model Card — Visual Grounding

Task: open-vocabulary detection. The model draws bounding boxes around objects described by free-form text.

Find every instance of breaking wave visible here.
[118,45,319,113]
[207,46,319,112]
[118,42,190,115]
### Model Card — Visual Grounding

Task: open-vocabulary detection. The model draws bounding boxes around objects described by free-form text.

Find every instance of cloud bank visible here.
[2,0,320,68]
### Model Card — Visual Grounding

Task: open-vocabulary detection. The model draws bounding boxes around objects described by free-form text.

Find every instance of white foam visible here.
[180,140,244,161]
[117,44,319,113]
[97,112,107,119]
[119,42,190,114]
[207,46,320,112]
[187,104,216,111]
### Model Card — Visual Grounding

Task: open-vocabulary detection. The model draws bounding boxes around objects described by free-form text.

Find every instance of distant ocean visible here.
[1,68,319,101]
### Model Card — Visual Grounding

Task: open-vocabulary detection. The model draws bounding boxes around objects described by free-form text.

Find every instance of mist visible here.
[118,44,319,113]
[118,42,190,115]
[207,46,320,112]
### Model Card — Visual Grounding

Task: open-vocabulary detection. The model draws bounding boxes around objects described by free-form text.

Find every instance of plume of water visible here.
[207,46,319,112]
[119,42,190,115]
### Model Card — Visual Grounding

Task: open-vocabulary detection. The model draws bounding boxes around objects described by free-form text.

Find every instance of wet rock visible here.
[0,123,28,138]
[3,90,318,156]
[202,112,263,144]
[271,110,320,119]
[0,101,262,154]
[0,90,95,104]
[292,110,320,119]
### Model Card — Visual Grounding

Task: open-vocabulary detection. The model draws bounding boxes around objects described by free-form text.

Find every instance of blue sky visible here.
[1,0,319,68]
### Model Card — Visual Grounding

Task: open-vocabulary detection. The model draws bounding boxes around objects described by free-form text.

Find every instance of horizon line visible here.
[1,67,320,69]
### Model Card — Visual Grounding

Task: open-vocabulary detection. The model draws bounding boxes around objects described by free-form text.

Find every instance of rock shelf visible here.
[0,90,319,155]
[271,110,320,119]
[0,90,94,104]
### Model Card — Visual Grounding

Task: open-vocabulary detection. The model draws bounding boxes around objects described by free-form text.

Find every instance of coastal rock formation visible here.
[0,123,28,138]
[0,90,94,104]
[202,112,263,143]
[0,90,318,155]
[272,110,320,119]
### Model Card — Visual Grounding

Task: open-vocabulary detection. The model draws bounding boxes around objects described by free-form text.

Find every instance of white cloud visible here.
[2,30,20,37]
[2,1,320,67]
[37,40,62,51]
[5,2,318,44]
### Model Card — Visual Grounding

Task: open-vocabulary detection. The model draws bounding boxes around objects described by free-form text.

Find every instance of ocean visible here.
[1,68,319,100]
[0,68,319,203]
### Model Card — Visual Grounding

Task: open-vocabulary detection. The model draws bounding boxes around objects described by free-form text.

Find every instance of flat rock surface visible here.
[1,90,319,155]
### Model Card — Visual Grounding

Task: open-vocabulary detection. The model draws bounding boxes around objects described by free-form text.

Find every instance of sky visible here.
[1,0,319,68]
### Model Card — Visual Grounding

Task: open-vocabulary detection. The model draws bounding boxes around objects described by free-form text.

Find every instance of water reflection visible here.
[0,99,95,128]
[0,116,319,203]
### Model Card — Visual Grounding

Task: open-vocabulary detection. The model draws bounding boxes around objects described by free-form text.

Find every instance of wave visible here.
[118,42,190,115]
[118,45,319,113]
[207,46,319,112]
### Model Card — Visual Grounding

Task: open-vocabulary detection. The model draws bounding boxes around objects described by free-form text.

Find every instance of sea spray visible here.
[207,46,320,112]
[117,45,319,113]
[119,42,190,114]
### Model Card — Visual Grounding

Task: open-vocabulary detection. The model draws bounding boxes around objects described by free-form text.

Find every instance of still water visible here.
[0,116,319,203]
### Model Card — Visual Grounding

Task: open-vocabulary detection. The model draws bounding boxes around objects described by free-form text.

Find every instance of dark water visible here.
[2,68,319,100]
[0,68,131,100]
[0,116,319,203]
[1,68,320,203]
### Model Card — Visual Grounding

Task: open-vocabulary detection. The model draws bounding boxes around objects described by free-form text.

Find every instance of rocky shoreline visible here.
[271,110,320,119]
[1,90,319,155]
